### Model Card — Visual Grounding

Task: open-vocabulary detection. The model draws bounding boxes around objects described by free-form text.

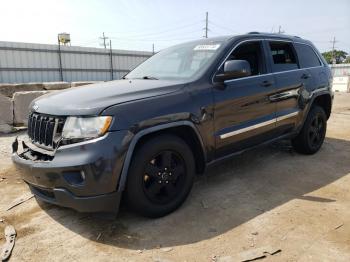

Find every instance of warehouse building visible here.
[0,41,152,83]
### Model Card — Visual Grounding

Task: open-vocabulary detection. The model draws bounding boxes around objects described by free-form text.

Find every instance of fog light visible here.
[63,171,85,186]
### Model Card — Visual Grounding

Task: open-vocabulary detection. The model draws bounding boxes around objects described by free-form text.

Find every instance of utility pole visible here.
[99,32,109,49]
[278,25,284,34]
[204,12,209,38]
[152,43,155,55]
[330,36,337,64]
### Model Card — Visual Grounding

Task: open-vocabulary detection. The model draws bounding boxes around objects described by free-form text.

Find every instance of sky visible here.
[1,0,349,53]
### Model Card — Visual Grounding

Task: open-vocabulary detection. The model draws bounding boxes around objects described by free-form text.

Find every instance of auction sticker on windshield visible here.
[193,44,221,51]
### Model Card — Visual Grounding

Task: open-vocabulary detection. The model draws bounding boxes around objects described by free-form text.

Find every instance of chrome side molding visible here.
[220,111,299,139]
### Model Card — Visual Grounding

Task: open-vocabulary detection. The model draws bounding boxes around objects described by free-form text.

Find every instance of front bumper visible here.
[12,130,129,213]
[26,182,121,213]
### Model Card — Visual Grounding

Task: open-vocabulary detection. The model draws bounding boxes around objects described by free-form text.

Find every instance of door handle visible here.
[301,73,311,79]
[260,80,273,87]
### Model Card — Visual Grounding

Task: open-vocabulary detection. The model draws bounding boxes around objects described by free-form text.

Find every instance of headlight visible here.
[62,116,112,140]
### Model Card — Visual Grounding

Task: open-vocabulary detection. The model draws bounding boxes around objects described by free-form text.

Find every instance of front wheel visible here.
[292,105,327,154]
[125,134,195,218]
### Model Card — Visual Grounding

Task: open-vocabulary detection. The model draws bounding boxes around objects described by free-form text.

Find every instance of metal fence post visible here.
[57,36,63,81]
[109,40,113,80]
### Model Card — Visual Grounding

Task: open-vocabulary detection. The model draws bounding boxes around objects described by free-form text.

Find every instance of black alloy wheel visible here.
[142,150,186,205]
[125,134,195,217]
[308,112,326,150]
[292,105,327,154]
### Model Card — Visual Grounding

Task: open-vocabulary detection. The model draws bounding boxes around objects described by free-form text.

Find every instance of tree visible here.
[344,56,350,64]
[322,50,348,64]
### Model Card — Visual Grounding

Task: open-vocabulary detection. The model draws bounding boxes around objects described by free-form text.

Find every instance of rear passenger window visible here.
[269,42,298,72]
[294,43,322,68]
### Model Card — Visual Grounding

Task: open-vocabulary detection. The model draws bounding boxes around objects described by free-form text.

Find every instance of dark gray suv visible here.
[12,32,333,217]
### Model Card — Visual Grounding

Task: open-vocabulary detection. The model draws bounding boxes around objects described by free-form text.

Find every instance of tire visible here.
[292,105,327,154]
[125,134,195,218]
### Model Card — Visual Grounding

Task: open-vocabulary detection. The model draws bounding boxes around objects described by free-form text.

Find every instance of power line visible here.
[112,29,201,40]
[108,18,203,35]
[75,38,99,46]
[301,26,349,35]
[109,35,199,42]
[209,21,238,34]
[108,21,202,39]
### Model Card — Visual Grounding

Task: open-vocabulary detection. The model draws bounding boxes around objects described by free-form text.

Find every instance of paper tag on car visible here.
[193,44,220,51]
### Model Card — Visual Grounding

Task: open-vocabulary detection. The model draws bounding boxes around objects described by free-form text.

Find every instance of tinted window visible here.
[269,41,298,72]
[225,41,266,77]
[294,43,322,68]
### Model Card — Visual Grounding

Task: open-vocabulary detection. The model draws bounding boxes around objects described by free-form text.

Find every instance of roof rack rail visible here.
[247,31,260,34]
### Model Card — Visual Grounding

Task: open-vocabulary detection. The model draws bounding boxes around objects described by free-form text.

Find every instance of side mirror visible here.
[215,60,251,82]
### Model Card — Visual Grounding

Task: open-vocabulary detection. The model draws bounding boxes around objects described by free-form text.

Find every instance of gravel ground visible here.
[0,92,349,262]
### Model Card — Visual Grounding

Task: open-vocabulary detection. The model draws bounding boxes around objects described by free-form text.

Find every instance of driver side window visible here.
[225,41,266,77]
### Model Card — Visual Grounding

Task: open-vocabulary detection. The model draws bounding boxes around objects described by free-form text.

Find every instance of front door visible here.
[213,40,277,158]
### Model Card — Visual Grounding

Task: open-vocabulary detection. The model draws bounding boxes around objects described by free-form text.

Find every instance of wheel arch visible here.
[117,121,206,191]
[311,92,332,119]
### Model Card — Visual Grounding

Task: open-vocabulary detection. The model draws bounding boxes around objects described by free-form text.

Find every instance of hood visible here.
[32,79,184,116]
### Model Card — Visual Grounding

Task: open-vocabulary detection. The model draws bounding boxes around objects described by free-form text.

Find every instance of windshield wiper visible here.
[124,76,159,80]
[141,76,158,80]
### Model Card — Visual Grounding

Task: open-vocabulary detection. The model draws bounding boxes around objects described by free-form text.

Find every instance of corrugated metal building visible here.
[1,40,349,84]
[0,41,152,83]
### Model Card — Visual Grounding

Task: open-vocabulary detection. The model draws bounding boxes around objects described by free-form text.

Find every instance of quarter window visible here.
[294,43,322,68]
[269,42,298,72]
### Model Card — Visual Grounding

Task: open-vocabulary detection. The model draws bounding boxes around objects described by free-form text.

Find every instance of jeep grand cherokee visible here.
[12,33,333,218]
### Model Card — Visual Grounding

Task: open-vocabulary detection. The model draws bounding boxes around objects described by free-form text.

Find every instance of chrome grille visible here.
[27,113,65,149]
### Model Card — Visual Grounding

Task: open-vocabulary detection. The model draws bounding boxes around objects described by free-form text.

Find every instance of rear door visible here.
[293,42,327,92]
[213,40,277,158]
[265,40,310,135]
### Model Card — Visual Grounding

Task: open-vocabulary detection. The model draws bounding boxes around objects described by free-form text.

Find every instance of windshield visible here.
[125,40,225,80]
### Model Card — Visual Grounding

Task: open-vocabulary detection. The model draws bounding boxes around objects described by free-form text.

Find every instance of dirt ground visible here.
[0,93,350,262]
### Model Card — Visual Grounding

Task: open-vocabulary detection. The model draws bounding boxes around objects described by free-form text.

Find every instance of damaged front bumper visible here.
[11,131,128,214]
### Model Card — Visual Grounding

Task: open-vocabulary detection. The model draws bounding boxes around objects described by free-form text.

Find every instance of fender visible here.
[296,87,333,133]
[117,121,206,191]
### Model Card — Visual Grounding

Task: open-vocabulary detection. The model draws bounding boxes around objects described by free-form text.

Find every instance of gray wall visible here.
[0,41,152,83]
[330,63,350,77]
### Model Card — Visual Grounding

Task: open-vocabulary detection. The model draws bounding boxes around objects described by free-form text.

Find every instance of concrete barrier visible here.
[13,91,49,125]
[0,81,103,97]
[0,95,14,133]
[71,81,102,87]
[43,82,71,90]
[0,82,45,98]
[0,124,13,133]
[0,95,13,125]
[0,81,105,132]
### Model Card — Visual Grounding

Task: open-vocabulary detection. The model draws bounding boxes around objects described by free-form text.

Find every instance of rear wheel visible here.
[292,105,327,154]
[125,134,195,217]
